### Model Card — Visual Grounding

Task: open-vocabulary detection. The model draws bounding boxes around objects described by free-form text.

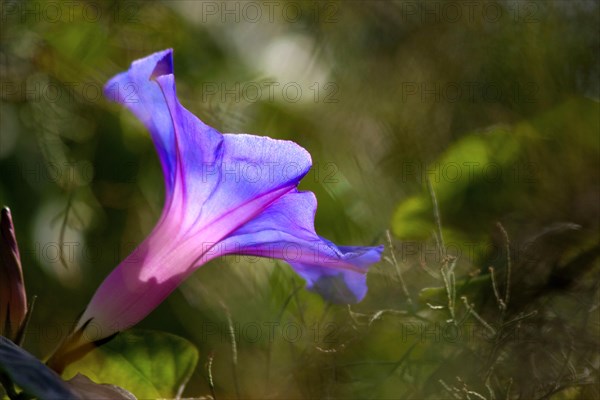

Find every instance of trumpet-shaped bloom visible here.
[77,49,383,340]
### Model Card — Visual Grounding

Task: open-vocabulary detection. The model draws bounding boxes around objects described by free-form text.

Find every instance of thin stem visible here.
[439,255,458,323]
[207,352,217,400]
[221,304,240,400]
[496,223,512,309]
[427,176,445,256]
[386,230,412,305]
[461,296,496,336]
[488,267,506,312]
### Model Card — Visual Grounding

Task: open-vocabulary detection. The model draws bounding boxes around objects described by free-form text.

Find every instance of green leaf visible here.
[62,330,199,399]
[392,97,600,245]
[391,195,433,239]
[0,336,77,400]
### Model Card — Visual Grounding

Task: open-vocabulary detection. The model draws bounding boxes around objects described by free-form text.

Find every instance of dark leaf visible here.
[0,336,77,400]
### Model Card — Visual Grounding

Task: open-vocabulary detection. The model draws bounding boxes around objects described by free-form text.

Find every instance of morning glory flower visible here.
[74,49,383,343]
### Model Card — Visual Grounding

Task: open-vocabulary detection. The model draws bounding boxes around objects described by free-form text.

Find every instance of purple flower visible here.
[77,49,383,341]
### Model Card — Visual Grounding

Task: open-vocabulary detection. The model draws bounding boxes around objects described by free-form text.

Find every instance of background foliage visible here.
[1,0,598,398]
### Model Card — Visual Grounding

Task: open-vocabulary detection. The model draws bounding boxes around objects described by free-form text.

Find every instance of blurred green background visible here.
[1,0,598,398]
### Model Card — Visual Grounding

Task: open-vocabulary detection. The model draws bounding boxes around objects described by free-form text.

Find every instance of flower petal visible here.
[104,49,200,205]
[154,73,312,238]
[215,191,384,303]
